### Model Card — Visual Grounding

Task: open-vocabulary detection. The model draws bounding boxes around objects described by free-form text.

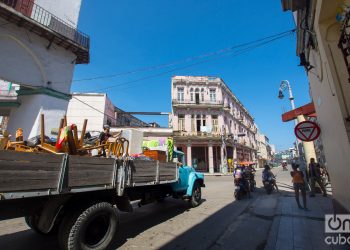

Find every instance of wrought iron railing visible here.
[172,99,223,105]
[1,0,89,49]
[339,10,350,82]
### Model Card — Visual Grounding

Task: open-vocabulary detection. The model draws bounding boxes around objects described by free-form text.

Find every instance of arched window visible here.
[195,88,199,93]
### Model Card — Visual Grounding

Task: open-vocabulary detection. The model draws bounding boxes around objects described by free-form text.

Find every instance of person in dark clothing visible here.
[99,125,111,156]
[262,165,279,191]
[308,158,327,197]
[291,164,307,209]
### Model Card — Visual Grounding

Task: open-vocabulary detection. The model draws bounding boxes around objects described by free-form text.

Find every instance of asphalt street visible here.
[0,168,288,250]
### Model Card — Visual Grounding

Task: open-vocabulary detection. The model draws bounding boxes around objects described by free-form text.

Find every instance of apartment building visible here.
[171,76,258,173]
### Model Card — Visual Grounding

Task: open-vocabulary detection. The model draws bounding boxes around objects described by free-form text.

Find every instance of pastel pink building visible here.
[171,76,258,173]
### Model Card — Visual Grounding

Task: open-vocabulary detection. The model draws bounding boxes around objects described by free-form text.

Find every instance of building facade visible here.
[171,76,258,173]
[282,0,350,212]
[0,0,89,139]
[67,93,149,132]
[256,131,269,168]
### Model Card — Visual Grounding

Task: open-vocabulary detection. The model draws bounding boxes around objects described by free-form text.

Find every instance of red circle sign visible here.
[294,121,321,142]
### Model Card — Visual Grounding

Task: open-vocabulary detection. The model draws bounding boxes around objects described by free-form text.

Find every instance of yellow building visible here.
[282,0,350,212]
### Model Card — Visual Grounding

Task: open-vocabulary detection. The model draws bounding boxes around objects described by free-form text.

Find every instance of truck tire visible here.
[58,202,118,250]
[190,182,202,207]
[25,215,57,235]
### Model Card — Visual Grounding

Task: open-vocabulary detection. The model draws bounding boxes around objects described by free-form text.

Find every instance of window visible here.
[209,89,216,102]
[177,87,184,102]
[178,115,185,131]
[212,115,219,133]
[196,115,201,132]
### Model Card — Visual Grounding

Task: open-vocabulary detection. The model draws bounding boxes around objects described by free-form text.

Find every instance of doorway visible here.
[195,93,200,104]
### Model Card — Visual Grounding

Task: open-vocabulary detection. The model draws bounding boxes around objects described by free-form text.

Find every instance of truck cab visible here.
[170,150,205,207]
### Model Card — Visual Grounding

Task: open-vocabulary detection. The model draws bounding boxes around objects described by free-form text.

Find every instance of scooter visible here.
[263,176,275,195]
[234,178,250,200]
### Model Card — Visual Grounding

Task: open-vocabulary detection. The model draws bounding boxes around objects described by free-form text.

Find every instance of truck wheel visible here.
[190,182,202,207]
[59,202,118,250]
[25,215,57,235]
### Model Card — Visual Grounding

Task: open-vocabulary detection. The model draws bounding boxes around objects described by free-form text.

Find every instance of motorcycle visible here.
[234,178,250,200]
[263,176,275,194]
[282,162,288,171]
[244,171,256,192]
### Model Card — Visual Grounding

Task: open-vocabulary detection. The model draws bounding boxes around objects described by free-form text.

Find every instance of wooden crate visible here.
[143,150,166,162]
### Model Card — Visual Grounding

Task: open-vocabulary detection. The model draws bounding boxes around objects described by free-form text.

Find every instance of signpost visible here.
[294,121,321,142]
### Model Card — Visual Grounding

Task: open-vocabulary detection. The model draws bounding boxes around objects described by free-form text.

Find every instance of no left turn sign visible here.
[294,121,321,142]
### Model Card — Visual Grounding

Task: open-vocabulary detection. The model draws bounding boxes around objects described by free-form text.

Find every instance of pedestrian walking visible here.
[308,158,327,197]
[291,164,307,209]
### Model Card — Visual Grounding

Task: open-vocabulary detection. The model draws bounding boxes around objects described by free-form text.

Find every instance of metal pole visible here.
[280,80,299,156]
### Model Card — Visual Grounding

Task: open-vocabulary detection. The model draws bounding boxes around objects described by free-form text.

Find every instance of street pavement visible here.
[0,167,346,250]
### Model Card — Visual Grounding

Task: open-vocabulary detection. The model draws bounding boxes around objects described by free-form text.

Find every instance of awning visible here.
[282,102,316,122]
[238,161,256,166]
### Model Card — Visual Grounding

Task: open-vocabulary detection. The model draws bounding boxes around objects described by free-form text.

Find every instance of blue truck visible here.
[0,150,204,250]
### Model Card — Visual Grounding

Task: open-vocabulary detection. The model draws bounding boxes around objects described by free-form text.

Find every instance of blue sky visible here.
[72,0,311,151]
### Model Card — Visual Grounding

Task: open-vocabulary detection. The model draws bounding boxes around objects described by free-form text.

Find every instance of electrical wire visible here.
[65,29,295,84]
[71,29,296,119]
[72,96,117,121]
[86,30,295,92]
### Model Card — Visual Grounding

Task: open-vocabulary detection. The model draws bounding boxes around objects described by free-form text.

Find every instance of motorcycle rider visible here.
[243,164,256,191]
[233,165,250,198]
[262,165,279,192]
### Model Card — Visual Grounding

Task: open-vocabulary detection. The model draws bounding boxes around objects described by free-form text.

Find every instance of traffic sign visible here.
[294,121,321,142]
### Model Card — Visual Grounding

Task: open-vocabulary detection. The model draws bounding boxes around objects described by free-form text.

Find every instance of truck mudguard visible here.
[186,171,204,196]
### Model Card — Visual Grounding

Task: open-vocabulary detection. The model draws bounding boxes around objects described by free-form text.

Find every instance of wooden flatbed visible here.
[0,150,178,200]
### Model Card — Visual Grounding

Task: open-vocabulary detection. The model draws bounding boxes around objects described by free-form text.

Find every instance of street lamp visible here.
[278,80,299,157]
[278,80,296,110]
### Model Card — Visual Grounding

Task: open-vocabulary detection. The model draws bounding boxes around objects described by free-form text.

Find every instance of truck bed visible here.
[0,151,178,200]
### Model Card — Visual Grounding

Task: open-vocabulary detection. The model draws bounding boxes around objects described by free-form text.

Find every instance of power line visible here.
[72,96,117,121]
[65,29,295,84]
[86,30,294,93]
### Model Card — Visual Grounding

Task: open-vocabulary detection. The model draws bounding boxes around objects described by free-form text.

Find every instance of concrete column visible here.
[220,144,227,174]
[207,114,212,133]
[208,143,214,174]
[233,145,237,166]
[187,143,192,166]
[297,115,317,167]
[185,114,191,133]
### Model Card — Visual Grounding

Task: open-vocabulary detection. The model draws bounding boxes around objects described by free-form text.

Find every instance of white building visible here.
[67,93,116,132]
[256,131,269,168]
[67,93,149,132]
[0,0,89,139]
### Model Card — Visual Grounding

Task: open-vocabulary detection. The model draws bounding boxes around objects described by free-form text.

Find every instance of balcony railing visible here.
[172,99,223,106]
[1,0,89,49]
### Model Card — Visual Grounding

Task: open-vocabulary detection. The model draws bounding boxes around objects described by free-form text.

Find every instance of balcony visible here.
[172,99,223,109]
[173,130,221,140]
[0,0,89,64]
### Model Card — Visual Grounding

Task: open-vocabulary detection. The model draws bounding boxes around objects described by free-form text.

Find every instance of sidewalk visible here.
[265,193,348,250]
